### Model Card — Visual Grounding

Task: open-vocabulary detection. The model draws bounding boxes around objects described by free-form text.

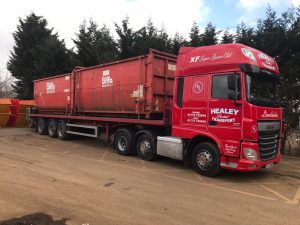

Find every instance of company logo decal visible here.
[241,48,257,61]
[190,52,233,63]
[251,125,257,133]
[192,81,204,94]
[210,108,239,123]
[102,70,113,87]
[257,52,275,65]
[225,144,238,154]
[261,110,278,118]
[46,82,55,94]
[257,52,276,71]
[168,64,176,71]
[211,108,239,115]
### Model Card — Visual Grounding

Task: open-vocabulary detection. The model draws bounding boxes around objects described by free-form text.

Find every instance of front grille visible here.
[258,130,279,161]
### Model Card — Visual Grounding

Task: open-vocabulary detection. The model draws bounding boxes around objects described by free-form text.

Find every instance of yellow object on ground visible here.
[15,100,35,126]
[0,99,11,127]
[0,99,35,127]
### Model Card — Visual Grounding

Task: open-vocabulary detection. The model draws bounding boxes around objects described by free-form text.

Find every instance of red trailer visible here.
[34,49,175,120]
[29,44,283,176]
[34,73,72,111]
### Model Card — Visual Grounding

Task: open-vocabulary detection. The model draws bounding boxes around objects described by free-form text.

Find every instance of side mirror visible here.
[228,91,242,105]
[228,74,237,91]
[228,91,236,101]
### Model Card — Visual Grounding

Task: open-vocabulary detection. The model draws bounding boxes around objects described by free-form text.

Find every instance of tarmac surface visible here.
[0,128,299,225]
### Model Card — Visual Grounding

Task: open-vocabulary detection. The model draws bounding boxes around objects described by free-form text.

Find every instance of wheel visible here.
[115,129,133,156]
[192,142,221,177]
[48,119,57,138]
[28,117,35,128]
[57,120,69,140]
[136,133,157,161]
[37,118,47,135]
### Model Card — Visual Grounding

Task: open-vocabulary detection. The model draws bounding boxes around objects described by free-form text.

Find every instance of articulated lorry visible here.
[28,43,283,176]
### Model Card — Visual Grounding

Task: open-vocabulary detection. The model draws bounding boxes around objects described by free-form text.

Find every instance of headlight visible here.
[244,148,258,161]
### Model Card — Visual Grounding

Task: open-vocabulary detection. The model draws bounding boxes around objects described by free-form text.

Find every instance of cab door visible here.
[208,73,243,157]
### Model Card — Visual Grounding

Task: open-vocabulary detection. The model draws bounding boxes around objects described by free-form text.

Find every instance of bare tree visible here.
[0,69,15,98]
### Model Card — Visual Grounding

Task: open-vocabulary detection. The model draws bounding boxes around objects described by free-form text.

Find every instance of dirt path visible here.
[0,128,299,225]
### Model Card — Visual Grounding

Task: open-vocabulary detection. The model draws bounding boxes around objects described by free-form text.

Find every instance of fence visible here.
[283,129,300,156]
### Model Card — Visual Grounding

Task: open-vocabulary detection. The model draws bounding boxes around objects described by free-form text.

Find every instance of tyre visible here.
[37,118,47,135]
[192,142,221,177]
[136,133,157,161]
[57,120,69,140]
[115,129,133,156]
[48,119,57,138]
[28,117,35,128]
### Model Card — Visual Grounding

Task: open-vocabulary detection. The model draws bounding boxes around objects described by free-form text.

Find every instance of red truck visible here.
[29,44,283,176]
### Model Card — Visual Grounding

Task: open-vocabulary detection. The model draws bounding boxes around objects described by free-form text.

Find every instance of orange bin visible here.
[15,100,35,127]
[0,99,12,127]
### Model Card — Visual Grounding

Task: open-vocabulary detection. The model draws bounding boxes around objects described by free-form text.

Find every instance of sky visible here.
[0,0,299,76]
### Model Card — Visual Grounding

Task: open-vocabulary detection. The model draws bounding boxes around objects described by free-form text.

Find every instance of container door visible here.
[208,73,243,157]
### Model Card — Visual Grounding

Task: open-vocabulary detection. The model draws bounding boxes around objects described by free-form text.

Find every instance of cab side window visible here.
[176,77,184,107]
[212,75,240,99]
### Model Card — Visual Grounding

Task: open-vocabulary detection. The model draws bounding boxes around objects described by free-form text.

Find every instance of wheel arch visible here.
[185,134,222,165]
[47,118,58,126]
[133,129,157,147]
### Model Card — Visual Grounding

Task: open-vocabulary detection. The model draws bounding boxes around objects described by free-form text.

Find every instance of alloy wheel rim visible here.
[117,136,128,151]
[140,139,151,154]
[196,150,213,170]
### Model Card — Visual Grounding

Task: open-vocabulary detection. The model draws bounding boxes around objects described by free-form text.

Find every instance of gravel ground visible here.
[0,128,299,225]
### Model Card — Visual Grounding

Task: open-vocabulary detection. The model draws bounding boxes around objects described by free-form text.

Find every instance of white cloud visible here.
[236,0,297,25]
[292,0,300,6]
[237,0,281,10]
[0,0,210,71]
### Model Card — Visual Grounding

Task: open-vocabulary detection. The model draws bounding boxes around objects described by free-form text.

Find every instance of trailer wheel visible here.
[136,133,157,161]
[48,119,57,138]
[192,142,221,177]
[115,129,133,156]
[37,118,47,135]
[28,117,35,128]
[57,121,69,140]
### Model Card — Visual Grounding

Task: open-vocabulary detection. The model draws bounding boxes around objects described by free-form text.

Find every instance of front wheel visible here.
[136,133,156,161]
[192,142,221,177]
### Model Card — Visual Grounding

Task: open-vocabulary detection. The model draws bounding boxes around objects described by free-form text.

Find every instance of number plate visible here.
[265,163,274,169]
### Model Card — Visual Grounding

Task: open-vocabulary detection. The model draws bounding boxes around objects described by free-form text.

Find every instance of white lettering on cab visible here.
[210,108,239,115]
[190,52,233,63]
[261,110,278,118]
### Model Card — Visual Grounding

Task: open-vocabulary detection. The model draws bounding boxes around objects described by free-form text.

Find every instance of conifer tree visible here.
[7,13,72,99]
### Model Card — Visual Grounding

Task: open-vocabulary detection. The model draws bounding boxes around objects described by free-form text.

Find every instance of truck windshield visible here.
[246,74,281,107]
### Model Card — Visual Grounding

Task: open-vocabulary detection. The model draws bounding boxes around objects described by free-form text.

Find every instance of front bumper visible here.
[220,141,281,171]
